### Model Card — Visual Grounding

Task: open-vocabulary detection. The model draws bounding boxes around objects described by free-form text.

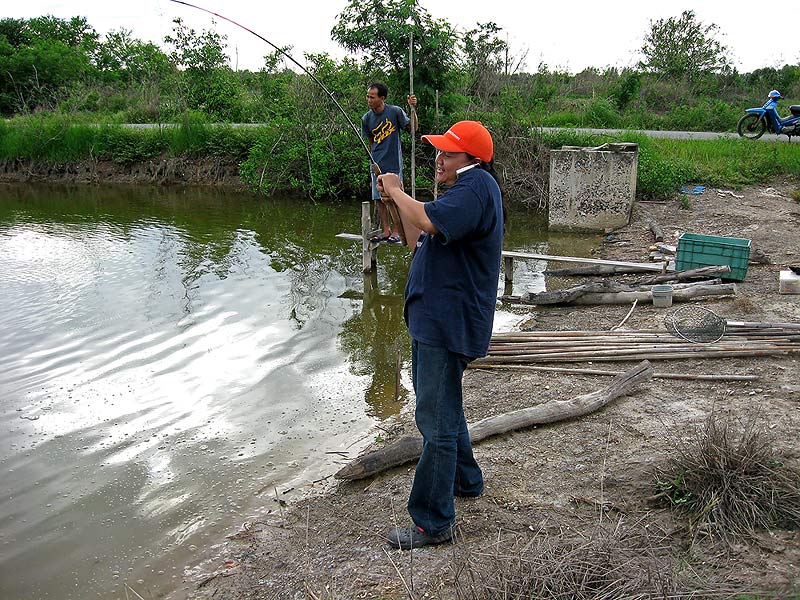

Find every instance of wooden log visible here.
[515,281,730,306]
[520,281,611,305]
[545,264,661,276]
[572,283,736,305]
[649,220,664,242]
[335,361,654,481]
[635,265,731,285]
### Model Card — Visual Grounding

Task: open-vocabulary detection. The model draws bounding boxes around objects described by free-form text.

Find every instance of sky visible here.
[6,0,799,75]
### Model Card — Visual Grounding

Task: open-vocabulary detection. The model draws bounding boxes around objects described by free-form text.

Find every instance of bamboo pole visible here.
[408,33,416,199]
[471,364,760,382]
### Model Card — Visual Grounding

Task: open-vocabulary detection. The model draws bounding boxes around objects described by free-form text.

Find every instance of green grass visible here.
[2,114,798,201]
[0,115,267,164]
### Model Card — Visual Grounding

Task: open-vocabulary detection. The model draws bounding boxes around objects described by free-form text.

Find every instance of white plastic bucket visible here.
[651,284,673,308]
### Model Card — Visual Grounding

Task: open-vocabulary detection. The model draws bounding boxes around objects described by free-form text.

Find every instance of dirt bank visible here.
[190,180,800,599]
[0,156,244,187]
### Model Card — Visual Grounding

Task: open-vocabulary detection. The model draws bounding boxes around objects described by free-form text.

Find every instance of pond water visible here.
[0,183,597,599]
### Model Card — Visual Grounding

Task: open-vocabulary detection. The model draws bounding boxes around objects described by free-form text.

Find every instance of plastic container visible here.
[779,270,800,294]
[675,233,751,281]
[651,284,673,308]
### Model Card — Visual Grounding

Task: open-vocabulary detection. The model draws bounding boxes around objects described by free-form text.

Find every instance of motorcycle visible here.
[737,89,800,140]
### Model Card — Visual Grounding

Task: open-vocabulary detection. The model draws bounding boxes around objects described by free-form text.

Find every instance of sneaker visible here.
[386,524,453,550]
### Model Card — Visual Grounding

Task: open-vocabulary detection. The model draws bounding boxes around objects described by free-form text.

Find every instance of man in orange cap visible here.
[378,121,505,550]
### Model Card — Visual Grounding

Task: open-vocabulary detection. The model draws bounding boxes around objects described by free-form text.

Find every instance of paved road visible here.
[538,126,789,143]
[112,123,794,143]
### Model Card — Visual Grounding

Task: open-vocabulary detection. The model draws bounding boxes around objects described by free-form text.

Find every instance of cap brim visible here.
[421,134,464,154]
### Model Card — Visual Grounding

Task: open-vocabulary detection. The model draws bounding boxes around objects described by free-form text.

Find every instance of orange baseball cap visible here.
[421,120,494,163]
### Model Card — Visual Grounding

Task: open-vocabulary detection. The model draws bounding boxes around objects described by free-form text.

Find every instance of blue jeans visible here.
[408,340,484,535]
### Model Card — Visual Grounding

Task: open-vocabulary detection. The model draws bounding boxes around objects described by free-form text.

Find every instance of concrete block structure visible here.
[548,142,638,232]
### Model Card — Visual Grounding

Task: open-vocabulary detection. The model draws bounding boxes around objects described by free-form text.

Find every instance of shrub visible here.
[655,413,800,540]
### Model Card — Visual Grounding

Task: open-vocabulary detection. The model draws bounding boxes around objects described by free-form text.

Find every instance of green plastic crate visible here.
[676,233,751,281]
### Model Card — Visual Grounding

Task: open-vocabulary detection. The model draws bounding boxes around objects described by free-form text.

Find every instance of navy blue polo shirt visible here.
[404,167,503,359]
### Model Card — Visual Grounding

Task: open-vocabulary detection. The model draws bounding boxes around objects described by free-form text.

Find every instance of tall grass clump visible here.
[447,517,734,599]
[655,413,800,541]
[0,114,98,162]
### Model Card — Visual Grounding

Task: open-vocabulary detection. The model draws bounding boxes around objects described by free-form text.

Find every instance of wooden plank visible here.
[501,250,668,272]
[336,235,670,275]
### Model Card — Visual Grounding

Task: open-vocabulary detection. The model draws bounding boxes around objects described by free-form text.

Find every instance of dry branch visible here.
[335,361,654,481]
[635,265,731,285]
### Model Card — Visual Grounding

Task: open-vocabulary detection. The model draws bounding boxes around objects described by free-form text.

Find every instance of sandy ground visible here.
[189,180,800,600]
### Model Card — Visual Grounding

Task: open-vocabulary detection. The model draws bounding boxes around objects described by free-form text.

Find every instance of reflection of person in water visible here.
[362,281,405,417]
[338,270,409,419]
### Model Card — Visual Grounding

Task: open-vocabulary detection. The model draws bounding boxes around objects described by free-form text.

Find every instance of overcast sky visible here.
[6,0,799,75]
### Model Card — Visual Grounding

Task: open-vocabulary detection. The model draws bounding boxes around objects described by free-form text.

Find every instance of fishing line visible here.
[167,0,377,167]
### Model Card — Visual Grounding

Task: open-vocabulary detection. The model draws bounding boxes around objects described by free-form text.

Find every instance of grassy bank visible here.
[1,116,798,201]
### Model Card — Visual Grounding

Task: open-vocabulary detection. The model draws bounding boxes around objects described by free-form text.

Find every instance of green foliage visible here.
[240,118,367,199]
[582,98,621,128]
[635,139,693,199]
[163,18,228,72]
[460,22,509,100]
[96,29,173,84]
[331,0,459,130]
[640,10,729,81]
[610,70,641,110]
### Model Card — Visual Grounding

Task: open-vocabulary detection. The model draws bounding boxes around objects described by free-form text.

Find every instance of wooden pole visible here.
[471,364,760,382]
[361,201,373,273]
[409,33,416,199]
[434,90,439,200]
[504,256,514,286]
[502,250,667,272]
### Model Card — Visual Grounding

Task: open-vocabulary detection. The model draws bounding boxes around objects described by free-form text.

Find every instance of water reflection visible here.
[339,270,410,419]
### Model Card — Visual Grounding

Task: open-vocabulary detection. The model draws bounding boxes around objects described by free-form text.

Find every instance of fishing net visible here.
[664,305,727,343]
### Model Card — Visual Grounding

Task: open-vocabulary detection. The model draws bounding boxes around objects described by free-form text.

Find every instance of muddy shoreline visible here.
[177,179,800,600]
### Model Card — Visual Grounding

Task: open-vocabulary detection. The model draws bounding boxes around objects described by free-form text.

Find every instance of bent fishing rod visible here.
[168,0,409,244]
[167,0,377,169]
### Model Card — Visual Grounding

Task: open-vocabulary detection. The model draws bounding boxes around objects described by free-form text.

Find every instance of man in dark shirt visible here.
[362,82,417,244]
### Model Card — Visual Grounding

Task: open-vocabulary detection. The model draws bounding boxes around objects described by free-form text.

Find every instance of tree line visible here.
[2,2,798,200]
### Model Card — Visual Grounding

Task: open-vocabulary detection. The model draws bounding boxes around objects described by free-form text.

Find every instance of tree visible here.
[164,18,228,72]
[96,29,173,84]
[461,22,520,101]
[330,0,459,124]
[164,18,241,119]
[639,10,729,81]
[0,17,96,114]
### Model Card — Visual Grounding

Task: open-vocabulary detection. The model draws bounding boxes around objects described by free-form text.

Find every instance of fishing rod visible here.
[167,0,376,168]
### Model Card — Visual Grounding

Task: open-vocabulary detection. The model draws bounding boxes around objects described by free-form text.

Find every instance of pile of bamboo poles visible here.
[472,322,800,367]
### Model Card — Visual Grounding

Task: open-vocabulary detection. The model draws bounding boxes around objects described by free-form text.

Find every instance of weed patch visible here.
[655,413,800,541]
